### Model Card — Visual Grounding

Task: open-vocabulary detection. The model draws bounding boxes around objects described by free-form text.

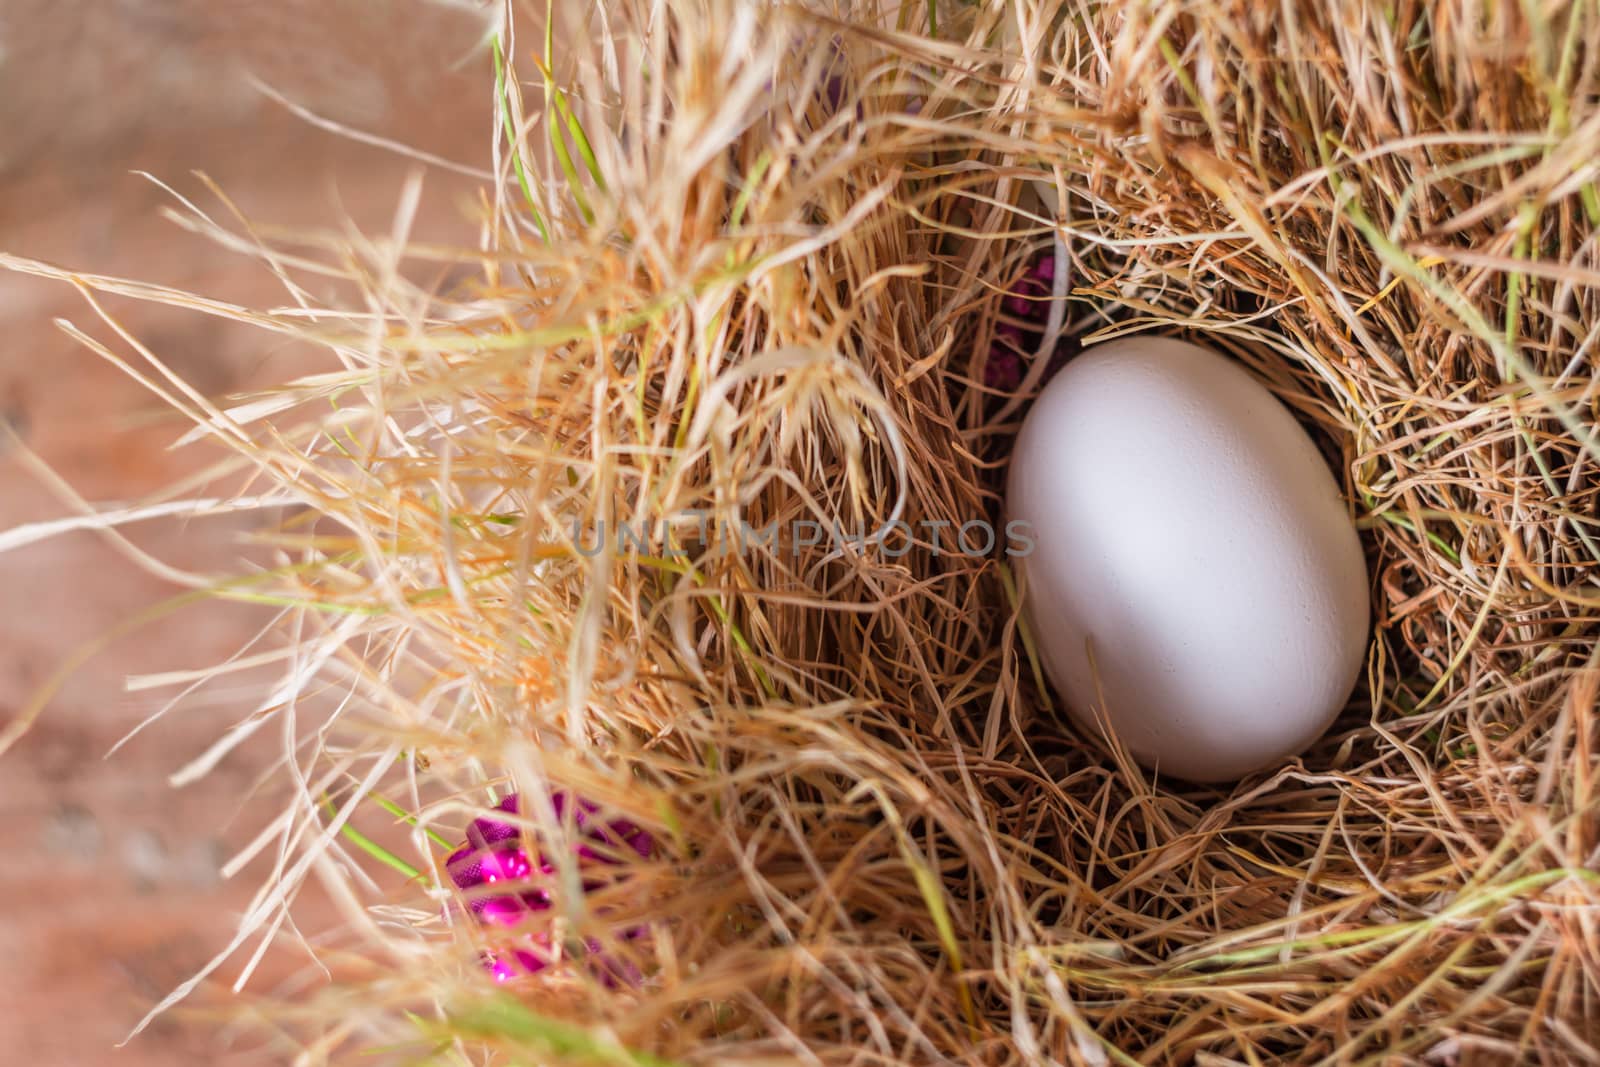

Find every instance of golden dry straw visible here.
[3,0,1600,1063]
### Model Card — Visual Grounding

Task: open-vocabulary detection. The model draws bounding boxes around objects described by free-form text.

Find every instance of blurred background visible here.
[0,2,491,1062]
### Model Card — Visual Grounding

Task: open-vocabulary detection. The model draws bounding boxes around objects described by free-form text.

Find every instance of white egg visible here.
[1006,336,1369,782]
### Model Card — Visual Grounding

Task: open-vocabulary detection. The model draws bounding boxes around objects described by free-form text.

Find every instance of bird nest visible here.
[5,0,1599,1063]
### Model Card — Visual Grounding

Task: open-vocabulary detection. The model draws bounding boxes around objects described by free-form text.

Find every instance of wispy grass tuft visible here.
[4,0,1600,1063]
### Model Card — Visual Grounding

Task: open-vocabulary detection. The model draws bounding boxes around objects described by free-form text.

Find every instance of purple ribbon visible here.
[447,792,654,982]
[985,254,1057,392]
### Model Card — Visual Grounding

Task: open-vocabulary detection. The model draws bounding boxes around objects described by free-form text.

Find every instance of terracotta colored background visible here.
[0,3,490,1062]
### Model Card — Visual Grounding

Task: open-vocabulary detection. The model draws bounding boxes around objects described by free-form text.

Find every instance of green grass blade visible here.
[370,790,456,850]
[538,64,595,224]
[443,996,684,1067]
[541,0,598,220]
[550,83,607,193]
[493,35,551,240]
[322,795,423,881]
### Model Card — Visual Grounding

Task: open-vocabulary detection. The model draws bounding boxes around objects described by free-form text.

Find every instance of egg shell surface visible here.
[1005,336,1369,782]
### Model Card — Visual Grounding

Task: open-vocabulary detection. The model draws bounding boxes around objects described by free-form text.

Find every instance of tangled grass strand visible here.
[4,0,1600,1063]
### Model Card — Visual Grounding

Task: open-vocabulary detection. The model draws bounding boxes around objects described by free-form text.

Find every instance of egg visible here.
[1005,336,1369,782]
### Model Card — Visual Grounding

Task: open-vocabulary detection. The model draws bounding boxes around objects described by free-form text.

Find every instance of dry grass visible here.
[4,0,1600,1063]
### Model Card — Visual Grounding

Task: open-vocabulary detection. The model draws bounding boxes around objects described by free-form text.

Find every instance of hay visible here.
[5,0,1600,1062]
